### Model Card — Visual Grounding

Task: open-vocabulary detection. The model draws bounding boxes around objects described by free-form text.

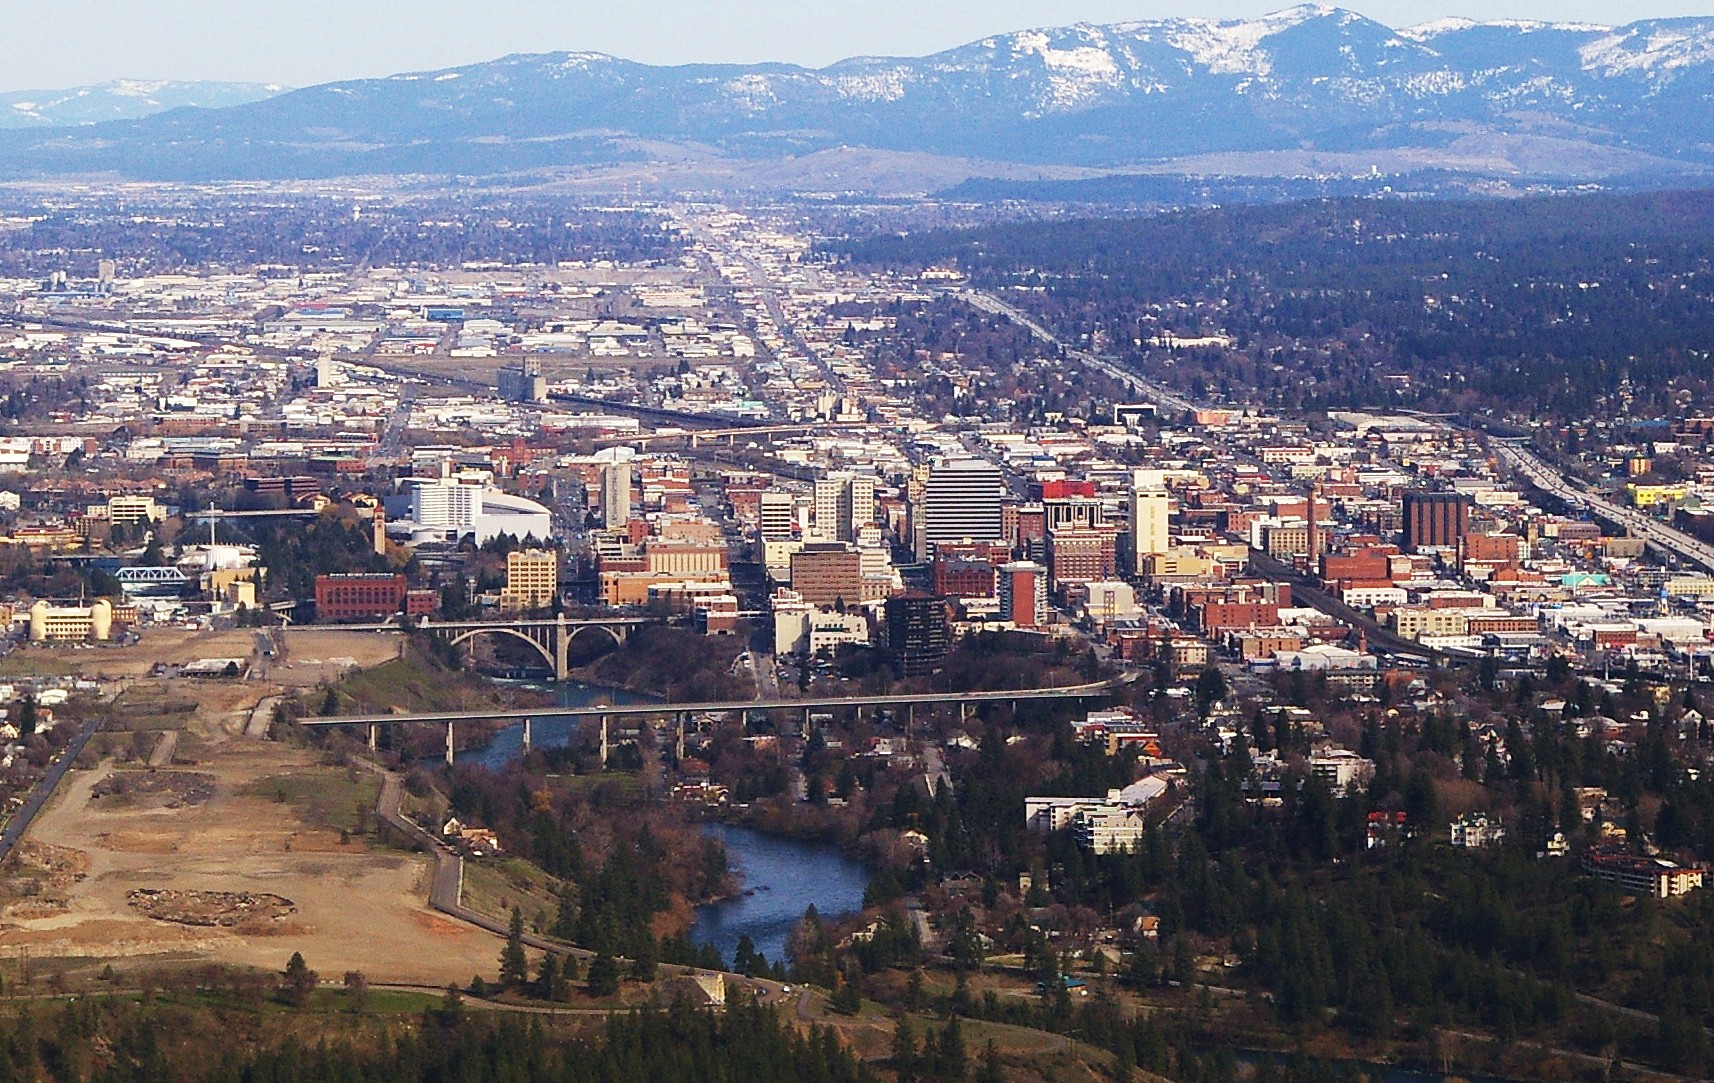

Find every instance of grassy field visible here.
[554,772,643,801]
[318,646,545,717]
[461,858,565,933]
[244,768,382,835]
[103,685,200,732]
[0,654,78,678]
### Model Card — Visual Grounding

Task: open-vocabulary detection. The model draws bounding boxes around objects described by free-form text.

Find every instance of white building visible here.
[1129,474,1171,561]
[1024,777,1168,840]
[914,458,1004,559]
[601,461,633,528]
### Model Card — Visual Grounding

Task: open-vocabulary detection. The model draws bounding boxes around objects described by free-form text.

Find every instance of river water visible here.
[457,680,651,770]
[690,822,869,971]
[460,681,871,968]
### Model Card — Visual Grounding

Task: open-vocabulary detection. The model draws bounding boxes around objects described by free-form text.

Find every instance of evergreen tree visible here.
[630,935,659,983]
[533,953,560,1001]
[282,952,317,1007]
[499,907,528,987]
[892,1018,921,1083]
[586,950,620,997]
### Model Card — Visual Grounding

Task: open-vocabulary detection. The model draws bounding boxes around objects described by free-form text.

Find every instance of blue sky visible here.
[3,0,1706,92]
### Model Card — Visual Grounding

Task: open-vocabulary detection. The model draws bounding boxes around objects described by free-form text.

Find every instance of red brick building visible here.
[934,557,997,599]
[315,573,409,622]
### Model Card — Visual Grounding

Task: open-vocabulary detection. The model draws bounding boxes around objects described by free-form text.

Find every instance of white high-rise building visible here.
[601,461,633,528]
[914,459,1004,560]
[1129,470,1171,564]
[759,491,797,542]
[814,472,877,542]
[410,476,483,530]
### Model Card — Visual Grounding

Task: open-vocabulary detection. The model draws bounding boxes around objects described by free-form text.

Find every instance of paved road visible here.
[244,695,279,740]
[0,718,100,865]
[1494,441,1714,573]
[962,290,1198,415]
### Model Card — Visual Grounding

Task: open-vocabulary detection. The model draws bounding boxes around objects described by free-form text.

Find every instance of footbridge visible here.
[304,672,1140,766]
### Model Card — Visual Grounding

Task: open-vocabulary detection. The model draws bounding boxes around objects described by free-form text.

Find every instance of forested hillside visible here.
[831,190,1714,418]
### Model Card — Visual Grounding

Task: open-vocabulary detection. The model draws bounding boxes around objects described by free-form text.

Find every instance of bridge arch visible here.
[565,623,627,652]
[443,627,559,674]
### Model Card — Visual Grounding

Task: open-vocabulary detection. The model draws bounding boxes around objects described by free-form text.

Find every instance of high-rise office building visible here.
[790,543,866,608]
[758,491,797,542]
[601,461,633,528]
[998,560,1048,628]
[1403,491,1470,552]
[1129,471,1171,562]
[814,472,877,542]
[886,592,949,676]
[914,459,1004,560]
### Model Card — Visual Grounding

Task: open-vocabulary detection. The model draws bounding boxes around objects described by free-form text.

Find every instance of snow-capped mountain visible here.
[3,6,1714,182]
[0,80,286,129]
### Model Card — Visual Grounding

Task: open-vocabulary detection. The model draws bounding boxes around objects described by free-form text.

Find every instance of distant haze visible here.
[1,0,1708,92]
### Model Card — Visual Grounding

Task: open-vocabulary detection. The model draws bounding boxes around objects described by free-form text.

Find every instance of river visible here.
[457,680,652,770]
[691,823,870,971]
[461,681,870,969]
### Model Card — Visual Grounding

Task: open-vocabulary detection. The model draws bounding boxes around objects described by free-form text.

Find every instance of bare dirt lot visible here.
[13,626,401,689]
[1,739,504,986]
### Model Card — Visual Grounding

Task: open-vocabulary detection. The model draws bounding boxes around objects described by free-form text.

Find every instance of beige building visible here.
[106,495,164,525]
[1129,476,1171,559]
[1390,607,1471,640]
[29,599,114,642]
[501,548,558,612]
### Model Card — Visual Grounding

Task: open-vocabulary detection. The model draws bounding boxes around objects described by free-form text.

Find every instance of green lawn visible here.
[243,769,382,834]
[461,858,565,932]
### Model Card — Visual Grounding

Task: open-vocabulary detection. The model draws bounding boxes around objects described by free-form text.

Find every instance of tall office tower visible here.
[815,472,878,541]
[846,474,876,537]
[886,592,949,676]
[758,490,798,542]
[998,560,1048,628]
[601,461,633,528]
[914,458,1005,560]
[1402,491,1470,553]
[1129,472,1172,564]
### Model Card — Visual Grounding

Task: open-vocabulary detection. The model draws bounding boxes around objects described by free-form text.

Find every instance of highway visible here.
[961,289,1199,416]
[306,672,1139,728]
[1492,441,1714,572]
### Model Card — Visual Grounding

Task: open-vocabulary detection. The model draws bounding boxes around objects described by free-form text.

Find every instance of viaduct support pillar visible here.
[445,722,455,767]
[523,717,533,752]
[368,724,378,751]
[554,615,570,681]
[600,714,609,768]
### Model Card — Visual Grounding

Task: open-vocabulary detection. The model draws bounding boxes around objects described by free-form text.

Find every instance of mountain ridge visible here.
[3,6,1713,186]
[0,79,286,129]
